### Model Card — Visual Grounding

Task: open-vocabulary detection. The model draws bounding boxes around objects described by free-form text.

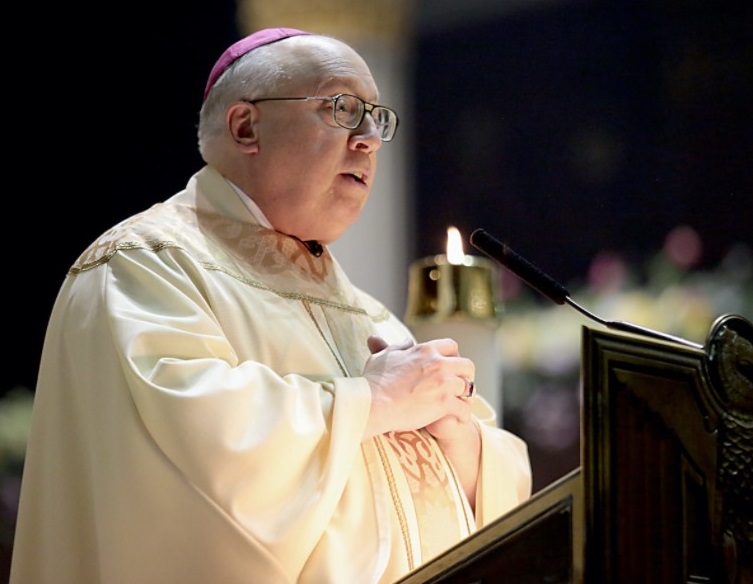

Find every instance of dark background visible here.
[11,0,751,398]
[11,1,239,396]
[414,0,752,279]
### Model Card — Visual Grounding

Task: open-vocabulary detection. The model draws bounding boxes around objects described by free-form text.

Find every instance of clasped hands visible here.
[361,335,478,442]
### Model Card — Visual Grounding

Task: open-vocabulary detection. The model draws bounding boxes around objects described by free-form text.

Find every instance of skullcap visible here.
[203,28,313,101]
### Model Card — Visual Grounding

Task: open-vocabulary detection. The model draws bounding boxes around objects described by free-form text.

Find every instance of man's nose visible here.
[350,115,383,151]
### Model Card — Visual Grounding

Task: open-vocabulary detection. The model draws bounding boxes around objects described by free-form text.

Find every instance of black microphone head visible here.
[470,228,570,305]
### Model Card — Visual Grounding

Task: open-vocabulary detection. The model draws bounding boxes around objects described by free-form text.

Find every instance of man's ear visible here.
[227,102,260,154]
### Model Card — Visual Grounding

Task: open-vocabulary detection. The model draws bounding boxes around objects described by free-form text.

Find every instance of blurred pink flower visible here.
[663,225,703,268]
[587,250,628,292]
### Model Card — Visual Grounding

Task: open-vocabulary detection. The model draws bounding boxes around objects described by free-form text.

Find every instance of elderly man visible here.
[11,28,531,584]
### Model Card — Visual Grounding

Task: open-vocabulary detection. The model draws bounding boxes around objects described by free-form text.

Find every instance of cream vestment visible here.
[11,166,531,584]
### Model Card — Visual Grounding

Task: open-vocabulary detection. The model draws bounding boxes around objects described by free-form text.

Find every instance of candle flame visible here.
[446,226,465,265]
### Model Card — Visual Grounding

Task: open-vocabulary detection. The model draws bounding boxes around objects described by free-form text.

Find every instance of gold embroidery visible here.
[385,430,468,561]
[374,435,414,570]
[68,207,390,322]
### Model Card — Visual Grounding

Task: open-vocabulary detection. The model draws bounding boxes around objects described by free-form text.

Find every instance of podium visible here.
[397,313,753,584]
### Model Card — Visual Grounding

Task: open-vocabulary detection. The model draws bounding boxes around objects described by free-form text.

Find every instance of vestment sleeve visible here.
[94,246,373,566]
[472,397,533,526]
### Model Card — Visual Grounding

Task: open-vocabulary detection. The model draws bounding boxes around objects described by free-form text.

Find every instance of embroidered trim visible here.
[68,240,179,274]
[69,242,390,321]
[374,435,414,570]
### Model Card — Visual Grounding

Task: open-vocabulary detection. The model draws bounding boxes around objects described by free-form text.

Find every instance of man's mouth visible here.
[347,171,366,185]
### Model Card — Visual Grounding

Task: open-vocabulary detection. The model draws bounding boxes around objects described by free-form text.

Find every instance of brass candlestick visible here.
[405,254,502,323]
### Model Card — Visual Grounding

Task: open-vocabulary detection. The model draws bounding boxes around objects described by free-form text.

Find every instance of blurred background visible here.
[3,0,752,579]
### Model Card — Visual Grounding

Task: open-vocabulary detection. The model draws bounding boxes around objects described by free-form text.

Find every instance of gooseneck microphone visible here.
[470,228,703,350]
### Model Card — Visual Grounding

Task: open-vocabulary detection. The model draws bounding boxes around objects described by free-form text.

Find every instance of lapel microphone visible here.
[469,228,703,350]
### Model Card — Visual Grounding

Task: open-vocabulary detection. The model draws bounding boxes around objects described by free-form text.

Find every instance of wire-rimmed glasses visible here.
[242,93,399,142]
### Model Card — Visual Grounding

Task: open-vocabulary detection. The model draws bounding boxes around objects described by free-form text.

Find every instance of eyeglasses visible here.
[242,93,399,142]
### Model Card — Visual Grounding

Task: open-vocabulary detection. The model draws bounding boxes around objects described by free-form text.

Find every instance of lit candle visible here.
[405,227,505,421]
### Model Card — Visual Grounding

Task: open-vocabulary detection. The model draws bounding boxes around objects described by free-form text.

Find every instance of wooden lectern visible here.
[397,313,752,584]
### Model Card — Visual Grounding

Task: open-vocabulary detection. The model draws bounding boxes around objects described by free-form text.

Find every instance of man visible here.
[11,28,531,584]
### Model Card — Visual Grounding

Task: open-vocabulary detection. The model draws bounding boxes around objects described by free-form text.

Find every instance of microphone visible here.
[469,228,703,349]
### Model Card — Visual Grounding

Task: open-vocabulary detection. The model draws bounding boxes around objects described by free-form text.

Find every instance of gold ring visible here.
[460,376,475,399]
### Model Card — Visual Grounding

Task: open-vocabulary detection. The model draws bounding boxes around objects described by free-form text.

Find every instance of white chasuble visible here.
[10,165,531,584]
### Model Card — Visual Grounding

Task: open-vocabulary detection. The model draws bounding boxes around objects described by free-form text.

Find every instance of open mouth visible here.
[347,171,366,185]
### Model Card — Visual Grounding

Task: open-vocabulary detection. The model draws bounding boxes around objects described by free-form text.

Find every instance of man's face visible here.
[249,40,385,245]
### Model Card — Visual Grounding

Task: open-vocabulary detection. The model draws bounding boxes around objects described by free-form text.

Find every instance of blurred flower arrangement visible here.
[0,386,33,551]
[497,226,752,491]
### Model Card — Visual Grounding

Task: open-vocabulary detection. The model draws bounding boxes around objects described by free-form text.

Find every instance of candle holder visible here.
[405,252,505,420]
[405,254,502,322]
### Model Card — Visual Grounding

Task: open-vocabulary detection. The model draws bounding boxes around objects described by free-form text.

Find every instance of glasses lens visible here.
[333,95,398,142]
[372,107,397,142]
[334,95,363,130]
